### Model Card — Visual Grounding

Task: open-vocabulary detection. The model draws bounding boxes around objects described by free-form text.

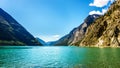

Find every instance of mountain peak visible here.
[0,8,3,10]
[0,8,7,13]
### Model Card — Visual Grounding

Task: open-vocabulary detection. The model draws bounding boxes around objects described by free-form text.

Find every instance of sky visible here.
[0,0,114,42]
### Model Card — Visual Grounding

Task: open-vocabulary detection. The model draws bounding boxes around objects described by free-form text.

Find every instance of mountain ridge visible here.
[53,14,100,46]
[0,8,42,45]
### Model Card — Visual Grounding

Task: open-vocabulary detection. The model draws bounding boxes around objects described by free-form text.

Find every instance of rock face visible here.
[80,0,120,47]
[53,14,100,46]
[0,8,41,45]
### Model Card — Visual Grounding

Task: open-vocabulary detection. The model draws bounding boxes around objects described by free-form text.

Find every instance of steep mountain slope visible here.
[36,38,47,45]
[53,14,100,46]
[80,0,120,47]
[0,8,41,45]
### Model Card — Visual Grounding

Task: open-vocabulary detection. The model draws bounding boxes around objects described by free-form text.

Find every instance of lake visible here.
[0,46,120,68]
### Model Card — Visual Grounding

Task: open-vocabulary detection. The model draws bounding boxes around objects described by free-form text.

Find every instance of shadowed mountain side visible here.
[36,38,47,45]
[0,8,42,45]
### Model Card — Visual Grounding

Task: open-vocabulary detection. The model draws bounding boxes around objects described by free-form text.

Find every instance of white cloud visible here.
[89,0,114,7]
[89,9,107,15]
[35,35,61,42]
[110,0,115,3]
[53,35,60,38]
[102,9,108,14]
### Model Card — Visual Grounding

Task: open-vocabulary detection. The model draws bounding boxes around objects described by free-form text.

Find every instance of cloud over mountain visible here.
[89,0,114,7]
[89,9,107,15]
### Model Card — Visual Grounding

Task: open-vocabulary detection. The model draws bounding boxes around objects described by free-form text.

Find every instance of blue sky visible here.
[0,0,114,42]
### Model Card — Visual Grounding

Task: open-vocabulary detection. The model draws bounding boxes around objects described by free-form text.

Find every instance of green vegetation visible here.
[0,40,25,45]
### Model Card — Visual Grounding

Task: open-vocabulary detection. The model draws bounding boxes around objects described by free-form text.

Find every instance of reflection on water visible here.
[0,46,120,68]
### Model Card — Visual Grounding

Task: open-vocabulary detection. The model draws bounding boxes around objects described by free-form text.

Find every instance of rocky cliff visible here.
[80,0,120,47]
[53,14,100,46]
[0,8,41,45]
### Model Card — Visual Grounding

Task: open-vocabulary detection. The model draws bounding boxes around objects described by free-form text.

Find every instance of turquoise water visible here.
[0,46,120,68]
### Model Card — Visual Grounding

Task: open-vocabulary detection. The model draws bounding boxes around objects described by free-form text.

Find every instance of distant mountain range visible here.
[0,8,42,45]
[52,14,100,46]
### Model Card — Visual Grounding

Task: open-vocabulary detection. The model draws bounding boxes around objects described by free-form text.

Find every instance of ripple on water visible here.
[0,46,120,68]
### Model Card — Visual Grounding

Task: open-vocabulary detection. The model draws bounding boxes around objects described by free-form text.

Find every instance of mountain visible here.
[36,38,46,45]
[53,14,100,46]
[47,41,56,46]
[80,0,120,47]
[0,8,41,45]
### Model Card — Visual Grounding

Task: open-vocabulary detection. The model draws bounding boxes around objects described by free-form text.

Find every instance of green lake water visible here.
[0,46,120,68]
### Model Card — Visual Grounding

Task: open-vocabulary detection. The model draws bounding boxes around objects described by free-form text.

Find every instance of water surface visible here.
[0,46,120,68]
